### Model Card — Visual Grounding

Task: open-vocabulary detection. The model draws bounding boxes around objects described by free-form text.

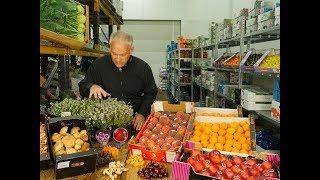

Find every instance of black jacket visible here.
[78,55,158,118]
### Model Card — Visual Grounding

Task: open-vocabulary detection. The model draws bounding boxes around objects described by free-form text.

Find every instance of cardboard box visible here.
[258,18,275,31]
[187,116,256,155]
[194,107,241,117]
[275,6,280,16]
[271,100,280,120]
[258,10,274,22]
[241,99,271,110]
[246,17,258,27]
[47,117,98,179]
[128,101,194,163]
[241,88,273,102]
[249,8,263,18]
[275,15,280,26]
[246,24,258,34]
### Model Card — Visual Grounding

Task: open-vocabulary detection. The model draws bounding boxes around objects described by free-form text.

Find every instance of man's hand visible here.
[132,113,145,131]
[89,84,110,99]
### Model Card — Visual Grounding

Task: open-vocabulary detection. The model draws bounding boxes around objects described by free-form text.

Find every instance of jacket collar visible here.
[108,55,133,71]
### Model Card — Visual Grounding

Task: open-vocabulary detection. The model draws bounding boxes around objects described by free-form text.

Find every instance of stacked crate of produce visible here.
[241,88,273,111]
[232,8,248,37]
[275,6,280,26]
[258,10,275,31]
[209,22,218,44]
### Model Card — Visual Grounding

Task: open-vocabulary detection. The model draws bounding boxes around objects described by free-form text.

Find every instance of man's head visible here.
[109,30,134,68]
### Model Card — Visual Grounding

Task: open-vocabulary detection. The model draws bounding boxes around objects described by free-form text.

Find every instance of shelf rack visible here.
[190,17,280,126]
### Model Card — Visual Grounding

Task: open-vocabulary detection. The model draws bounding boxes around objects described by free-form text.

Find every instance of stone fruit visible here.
[171,123,179,130]
[139,136,149,144]
[173,117,182,124]
[159,115,168,125]
[155,138,165,146]
[155,123,163,129]
[152,127,161,134]
[168,114,176,120]
[150,117,158,124]
[165,136,174,144]
[172,140,181,147]
[174,133,183,141]
[150,134,158,141]
[153,112,162,118]
[151,145,161,152]
[169,129,177,137]
[161,125,170,133]
[158,131,167,139]
[142,129,152,138]
[177,126,186,135]
[161,142,171,150]
[147,122,156,130]
[182,114,190,122]
[175,111,184,119]
[146,140,155,150]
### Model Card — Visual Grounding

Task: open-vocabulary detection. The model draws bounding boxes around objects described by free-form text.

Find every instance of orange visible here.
[238,137,247,144]
[207,143,215,149]
[227,128,236,135]
[193,130,202,137]
[241,143,250,151]
[233,141,242,150]
[225,133,234,140]
[242,123,250,131]
[204,126,211,134]
[233,132,241,141]
[219,122,228,130]
[218,129,227,136]
[209,136,218,144]
[210,132,218,137]
[211,124,219,133]
[200,134,209,142]
[240,149,248,154]
[225,139,234,146]
[239,121,248,127]
[194,125,202,131]
[237,127,244,134]
[246,138,251,144]
[230,122,239,129]
[224,144,233,152]
[201,141,209,148]
[232,147,240,153]
[217,136,226,144]
[215,143,224,151]
[193,135,200,142]
[244,131,250,138]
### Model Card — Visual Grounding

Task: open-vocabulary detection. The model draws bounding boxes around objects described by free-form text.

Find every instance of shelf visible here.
[99,0,123,25]
[245,25,280,42]
[215,91,236,103]
[40,45,108,57]
[170,58,193,60]
[193,58,211,60]
[253,110,280,127]
[168,48,192,54]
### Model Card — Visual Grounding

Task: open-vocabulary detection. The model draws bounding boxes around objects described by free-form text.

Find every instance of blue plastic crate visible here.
[273,78,280,102]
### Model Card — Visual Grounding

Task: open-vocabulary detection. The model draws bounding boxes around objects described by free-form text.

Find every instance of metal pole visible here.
[239,16,245,90]
[93,0,100,50]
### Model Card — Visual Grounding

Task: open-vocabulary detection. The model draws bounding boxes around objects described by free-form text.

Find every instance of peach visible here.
[169,129,177,137]
[155,138,165,146]
[147,122,156,130]
[153,112,162,118]
[151,145,161,152]
[150,134,158,141]
[165,136,174,144]
[162,125,170,133]
[182,114,191,122]
[142,129,152,138]
[172,140,182,147]
[158,131,167,139]
[139,136,149,144]
[150,117,158,124]
[168,114,176,120]
[175,111,184,119]
[156,123,163,129]
[174,133,183,141]
[177,126,186,135]
[152,127,161,135]
[161,142,171,151]
[171,123,179,130]
[146,139,155,150]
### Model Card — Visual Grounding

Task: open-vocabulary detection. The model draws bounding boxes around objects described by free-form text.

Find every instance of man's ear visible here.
[130,46,134,55]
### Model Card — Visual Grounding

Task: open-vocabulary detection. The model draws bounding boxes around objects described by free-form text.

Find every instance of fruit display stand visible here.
[240,49,263,71]
[253,49,280,74]
[213,53,233,68]
[128,101,194,163]
[221,53,240,69]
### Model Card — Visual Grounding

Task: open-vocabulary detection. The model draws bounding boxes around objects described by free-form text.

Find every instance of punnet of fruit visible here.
[183,149,279,179]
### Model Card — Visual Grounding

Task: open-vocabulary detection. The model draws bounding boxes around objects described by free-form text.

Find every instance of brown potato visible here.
[61,135,76,148]
[60,126,68,135]
[71,127,80,135]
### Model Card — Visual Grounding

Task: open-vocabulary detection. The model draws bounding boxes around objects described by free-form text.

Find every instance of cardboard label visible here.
[153,101,164,112]
[185,102,192,113]
[57,161,70,169]
[166,151,177,163]
[61,112,71,117]
[132,149,142,156]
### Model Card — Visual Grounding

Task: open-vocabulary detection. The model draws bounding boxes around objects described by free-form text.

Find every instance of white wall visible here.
[122,0,231,39]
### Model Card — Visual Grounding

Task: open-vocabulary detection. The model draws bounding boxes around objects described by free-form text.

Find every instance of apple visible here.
[173,117,182,124]
[187,156,196,166]
[152,127,161,134]
[162,125,171,133]
[169,129,177,137]
[172,140,181,147]
[245,158,257,167]
[182,113,191,122]
[159,115,168,125]
[209,151,221,164]
[215,170,224,179]
[208,165,218,176]
[225,160,233,168]
[174,133,183,141]
[231,165,242,174]
[151,145,161,152]
[165,136,174,144]
[203,159,212,169]
[261,161,273,170]
[158,131,167,139]
[161,142,171,150]
[193,161,205,173]
[232,156,243,165]
[216,164,226,171]
[155,138,165,146]
[191,149,201,157]
[197,154,206,162]
[177,126,186,135]
[156,123,163,129]
[220,155,228,162]
[240,170,250,179]
[247,176,258,180]
[146,139,155,150]
[142,129,152,138]
[250,167,260,177]
[139,136,148,144]
[176,111,184,119]
[223,169,235,179]
[150,134,158,141]
[171,123,179,130]
[150,117,158,124]
[168,114,176,120]
[233,175,244,180]
[147,122,156,130]
[262,169,277,178]
[153,112,162,118]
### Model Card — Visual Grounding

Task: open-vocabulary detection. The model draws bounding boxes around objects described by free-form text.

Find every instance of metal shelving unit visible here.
[166,47,192,103]
[191,16,280,126]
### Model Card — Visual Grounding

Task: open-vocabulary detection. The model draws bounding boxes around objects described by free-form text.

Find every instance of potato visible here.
[60,126,68,135]
[62,135,76,148]
[71,127,80,135]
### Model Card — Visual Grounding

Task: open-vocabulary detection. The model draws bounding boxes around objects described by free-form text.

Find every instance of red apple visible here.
[175,111,184,119]
[187,156,196,166]
[151,145,161,152]
[177,126,186,135]
[202,159,212,169]
[247,176,258,180]
[168,114,176,120]
[150,117,158,124]
[220,155,228,162]
[139,136,149,144]
[146,139,155,150]
[150,134,158,141]
[232,156,243,165]
[172,140,181,147]
[161,142,171,150]
[250,167,260,177]
[159,116,169,125]
[193,161,205,173]
[245,158,257,167]
[156,123,163,129]
[197,154,206,162]
[231,165,242,174]
[225,160,233,168]
[223,169,235,179]
[233,175,244,180]
[165,136,174,144]
[216,164,226,171]
[173,117,182,124]
[191,149,201,157]
[209,151,221,164]
[182,113,191,122]
[261,161,273,170]
[169,129,177,137]
[158,131,167,139]
[208,165,218,176]
[216,170,224,179]
[240,170,250,179]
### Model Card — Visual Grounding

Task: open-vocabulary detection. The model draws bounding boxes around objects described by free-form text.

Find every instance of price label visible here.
[57,161,70,169]
[132,149,142,156]
[166,151,177,163]
[61,112,71,117]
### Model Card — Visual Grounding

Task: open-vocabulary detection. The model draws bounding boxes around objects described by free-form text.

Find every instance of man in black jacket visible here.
[79,31,158,131]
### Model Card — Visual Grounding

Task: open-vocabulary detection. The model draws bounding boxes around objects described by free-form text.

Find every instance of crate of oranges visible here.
[189,116,255,155]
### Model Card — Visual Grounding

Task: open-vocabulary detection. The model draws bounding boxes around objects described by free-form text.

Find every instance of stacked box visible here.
[241,88,273,110]
[249,8,263,19]
[275,6,280,26]
[246,17,258,34]
[258,10,275,31]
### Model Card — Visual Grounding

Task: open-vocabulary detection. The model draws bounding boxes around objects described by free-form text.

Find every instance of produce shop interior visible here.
[40,0,280,179]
